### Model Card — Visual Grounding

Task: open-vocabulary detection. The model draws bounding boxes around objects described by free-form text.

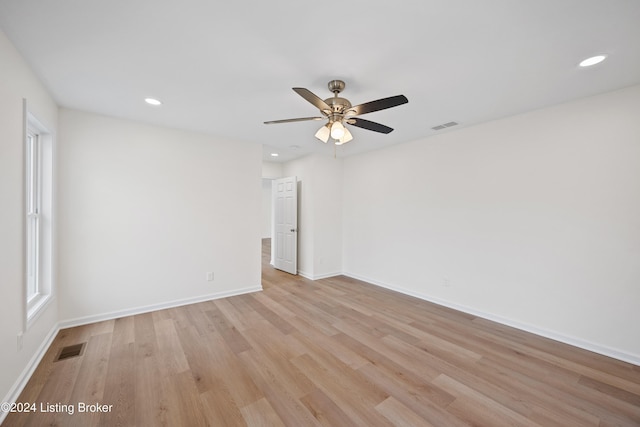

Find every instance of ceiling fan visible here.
[264,80,408,145]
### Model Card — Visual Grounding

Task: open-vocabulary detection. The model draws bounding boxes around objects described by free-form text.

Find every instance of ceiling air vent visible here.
[431,121,459,131]
[55,342,86,362]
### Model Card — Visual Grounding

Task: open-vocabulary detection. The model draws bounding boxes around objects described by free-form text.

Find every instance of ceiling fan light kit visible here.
[337,127,353,145]
[264,80,408,146]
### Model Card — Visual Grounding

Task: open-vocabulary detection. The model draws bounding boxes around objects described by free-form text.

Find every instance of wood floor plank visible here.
[133,312,158,360]
[98,343,135,427]
[375,396,437,427]
[111,316,135,348]
[237,350,322,426]
[240,327,315,399]
[242,293,296,335]
[174,325,217,394]
[215,297,262,332]
[475,347,640,425]
[203,304,253,354]
[468,355,601,426]
[199,384,248,427]
[433,374,542,427]
[332,320,443,381]
[290,333,391,408]
[289,319,370,369]
[357,362,468,427]
[5,238,640,427]
[183,302,218,337]
[201,329,263,408]
[66,332,112,426]
[578,375,640,407]
[154,318,190,376]
[134,354,166,425]
[14,356,83,427]
[240,398,286,427]
[290,353,394,427]
[299,387,354,427]
[161,371,209,427]
[250,290,297,319]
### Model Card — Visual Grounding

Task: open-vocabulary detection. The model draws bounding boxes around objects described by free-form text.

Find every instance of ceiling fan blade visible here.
[347,117,394,134]
[293,87,331,112]
[264,116,324,124]
[347,95,408,116]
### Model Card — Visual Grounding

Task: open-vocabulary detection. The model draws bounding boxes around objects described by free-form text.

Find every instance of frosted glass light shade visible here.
[335,127,353,145]
[330,121,345,139]
[315,125,330,143]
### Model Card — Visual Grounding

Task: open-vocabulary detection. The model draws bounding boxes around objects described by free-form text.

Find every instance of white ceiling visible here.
[1,1,639,163]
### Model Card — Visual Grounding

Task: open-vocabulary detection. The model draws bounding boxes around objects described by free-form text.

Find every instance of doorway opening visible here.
[261,175,298,277]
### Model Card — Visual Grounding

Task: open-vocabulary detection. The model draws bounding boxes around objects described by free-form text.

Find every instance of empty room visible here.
[1,1,639,426]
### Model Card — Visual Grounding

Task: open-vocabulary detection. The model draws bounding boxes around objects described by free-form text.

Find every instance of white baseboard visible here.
[313,271,342,280]
[343,272,640,367]
[59,285,263,329]
[297,270,313,280]
[1,324,60,426]
[298,270,342,281]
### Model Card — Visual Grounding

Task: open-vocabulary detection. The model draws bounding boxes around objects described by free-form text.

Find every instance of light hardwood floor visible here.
[4,239,640,426]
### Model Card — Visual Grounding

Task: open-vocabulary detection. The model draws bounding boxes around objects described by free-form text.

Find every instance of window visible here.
[25,106,53,326]
[26,129,41,303]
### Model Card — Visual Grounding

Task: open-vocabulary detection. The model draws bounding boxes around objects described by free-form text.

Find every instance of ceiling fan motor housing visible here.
[323,80,352,122]
[324,97,352,121]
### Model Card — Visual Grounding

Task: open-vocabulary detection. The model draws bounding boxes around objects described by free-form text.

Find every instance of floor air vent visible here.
[55,343,86,362]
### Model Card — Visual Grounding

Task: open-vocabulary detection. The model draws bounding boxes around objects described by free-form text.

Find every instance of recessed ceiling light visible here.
[270,153,279,157]
[144,97,162,106]
[579,55,607,67]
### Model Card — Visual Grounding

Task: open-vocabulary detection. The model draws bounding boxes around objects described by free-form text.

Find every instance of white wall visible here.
[283,156,315,276]
[309,155,343,278]
[283,154,343,279]
[262,161,283,179]
[57,109,262,322]
[0,29,59,408]
[262,179,273,238]
[261,162,285,239]
[343,85,640,363]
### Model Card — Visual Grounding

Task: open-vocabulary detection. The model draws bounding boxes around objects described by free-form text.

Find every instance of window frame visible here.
[24,102,54,328]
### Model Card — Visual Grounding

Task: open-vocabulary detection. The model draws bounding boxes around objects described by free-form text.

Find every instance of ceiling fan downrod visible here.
[328,79,345,95]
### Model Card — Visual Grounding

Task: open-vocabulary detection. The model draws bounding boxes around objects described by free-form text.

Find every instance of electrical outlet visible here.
[17,332,23,351]
[206,272,214,281]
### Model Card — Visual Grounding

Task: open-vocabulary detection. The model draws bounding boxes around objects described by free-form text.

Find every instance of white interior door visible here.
[273,176,297,274]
